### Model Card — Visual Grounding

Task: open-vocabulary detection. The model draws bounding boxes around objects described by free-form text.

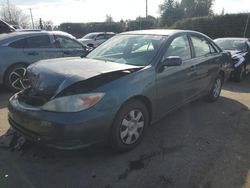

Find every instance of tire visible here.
[204,75,223,103]
[4,64,29,92]
[234,64,246,82]
[110,100,149,152]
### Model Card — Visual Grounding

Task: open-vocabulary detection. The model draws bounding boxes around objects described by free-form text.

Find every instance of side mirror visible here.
[162,56,182,67]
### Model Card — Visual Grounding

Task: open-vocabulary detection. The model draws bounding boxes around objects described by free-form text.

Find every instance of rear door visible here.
[156,34,196,118]
[54,35,86,57]
[23,35,63,62]
[189,34,221,93]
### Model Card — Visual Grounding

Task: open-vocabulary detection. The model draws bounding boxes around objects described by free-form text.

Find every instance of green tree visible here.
[105,15,114,23]
[181,0,214,17]
[159,0,184,26]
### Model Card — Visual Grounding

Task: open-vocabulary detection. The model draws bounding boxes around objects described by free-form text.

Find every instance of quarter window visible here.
[55,36,82,49]
[164,35,192,61]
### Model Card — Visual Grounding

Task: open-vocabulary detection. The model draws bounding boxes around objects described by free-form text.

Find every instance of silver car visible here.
[78,32,115,48]
[0,31,89,91]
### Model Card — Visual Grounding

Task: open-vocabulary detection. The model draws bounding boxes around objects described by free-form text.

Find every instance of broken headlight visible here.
[41,93,105,112]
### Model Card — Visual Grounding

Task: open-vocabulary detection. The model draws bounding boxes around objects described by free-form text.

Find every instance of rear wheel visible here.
[4,64,29,92]
[204,75,223,103]
[110,100,149,152]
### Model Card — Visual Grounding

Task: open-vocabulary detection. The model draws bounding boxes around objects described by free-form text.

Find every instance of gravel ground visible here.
[0,77,250,188]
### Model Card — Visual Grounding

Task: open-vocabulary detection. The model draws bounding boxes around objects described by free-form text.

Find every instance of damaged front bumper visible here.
[8,93,116,150]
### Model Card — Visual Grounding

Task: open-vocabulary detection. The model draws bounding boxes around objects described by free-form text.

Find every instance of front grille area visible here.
[9,117,41,140]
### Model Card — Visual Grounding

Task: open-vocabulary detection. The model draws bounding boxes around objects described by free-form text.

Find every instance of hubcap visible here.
[120,109,145,145]
[9,67,29,91]
[213,78,222,98]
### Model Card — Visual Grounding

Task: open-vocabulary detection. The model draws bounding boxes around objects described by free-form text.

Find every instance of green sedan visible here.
[8,29,230,151]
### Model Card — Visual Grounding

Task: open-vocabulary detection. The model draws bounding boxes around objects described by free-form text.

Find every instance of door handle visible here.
[27,52,39,56]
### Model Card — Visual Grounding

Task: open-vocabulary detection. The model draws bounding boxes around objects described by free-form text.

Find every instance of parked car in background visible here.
[0,31,91,91]
[0,19,15,34]
[9,29,229,152]
[214,38,250,81]
[78,32,116,48]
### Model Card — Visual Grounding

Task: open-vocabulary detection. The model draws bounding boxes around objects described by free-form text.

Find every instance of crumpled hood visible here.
[27,57,141,98]
[224,50,247,68]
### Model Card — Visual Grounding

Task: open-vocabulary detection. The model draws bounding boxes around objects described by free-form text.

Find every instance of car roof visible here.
[214,37,249,41]
[120,29,204,36]
[0,31,75,44]
[85,32,115,35]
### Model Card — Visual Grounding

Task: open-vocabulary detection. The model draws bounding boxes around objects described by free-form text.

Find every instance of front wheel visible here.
[4,64,29,92]
[109,100,149,152]
[204,75,223,103]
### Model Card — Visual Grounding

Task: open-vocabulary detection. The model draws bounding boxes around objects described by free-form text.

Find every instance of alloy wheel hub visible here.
[120,109,144,145]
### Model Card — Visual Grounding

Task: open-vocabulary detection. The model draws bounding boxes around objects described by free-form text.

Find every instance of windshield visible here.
[215,39,248,52]
[87,34,165,66]
[82,33,98,39]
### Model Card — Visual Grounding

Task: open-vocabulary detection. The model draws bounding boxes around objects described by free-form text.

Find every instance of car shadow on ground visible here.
[0,96,249,188]
[223,74,250,93]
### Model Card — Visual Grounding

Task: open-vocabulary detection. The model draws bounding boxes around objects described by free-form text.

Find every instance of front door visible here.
[156,34,198,119]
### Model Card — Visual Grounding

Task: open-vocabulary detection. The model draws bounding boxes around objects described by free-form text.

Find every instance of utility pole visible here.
[146,0,148,18]
[244,12,250,37]
[29,8,34,29]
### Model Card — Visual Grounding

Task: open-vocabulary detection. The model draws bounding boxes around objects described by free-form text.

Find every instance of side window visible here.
[9,38,26,48]
[96,34,105,40]
[55,36,82,49]
[106,34,115,39]
[25,35,53,48]
[191,35,211,57]
[164,35,191,61]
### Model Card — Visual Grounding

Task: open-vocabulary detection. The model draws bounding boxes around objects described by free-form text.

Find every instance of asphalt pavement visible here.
[0,78,250,188]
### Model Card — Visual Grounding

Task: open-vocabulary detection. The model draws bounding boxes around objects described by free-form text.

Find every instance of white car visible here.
[78,32,115,48]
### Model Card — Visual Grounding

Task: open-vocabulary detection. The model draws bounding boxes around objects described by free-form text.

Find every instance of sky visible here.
[2,0,250,25]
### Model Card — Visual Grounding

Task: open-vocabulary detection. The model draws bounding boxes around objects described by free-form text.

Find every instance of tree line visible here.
[159,0,214,26]
[1,0,249,38]
[59,16,159,38]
